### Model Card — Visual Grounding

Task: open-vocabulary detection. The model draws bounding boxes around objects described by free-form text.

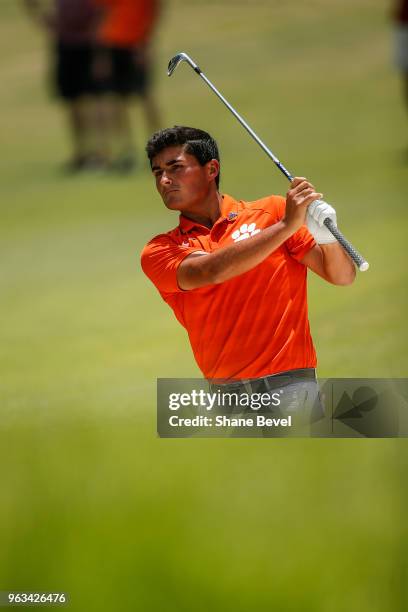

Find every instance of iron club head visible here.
[167,52,200,76]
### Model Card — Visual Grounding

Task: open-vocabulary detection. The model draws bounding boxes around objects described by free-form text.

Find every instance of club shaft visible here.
[172,55,369,271]
[198,72,293,181]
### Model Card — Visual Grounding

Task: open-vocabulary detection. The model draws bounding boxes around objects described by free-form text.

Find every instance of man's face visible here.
[151,146,218,212]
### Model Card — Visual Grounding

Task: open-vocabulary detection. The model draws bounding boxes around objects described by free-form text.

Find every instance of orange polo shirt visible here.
[141,193,317,380]
[95,0,158,47]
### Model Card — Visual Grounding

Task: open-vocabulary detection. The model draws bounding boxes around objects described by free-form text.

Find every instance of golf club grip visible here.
[323,218,369,271]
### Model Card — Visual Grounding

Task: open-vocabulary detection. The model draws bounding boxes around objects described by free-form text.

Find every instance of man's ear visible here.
[207,159,220,181]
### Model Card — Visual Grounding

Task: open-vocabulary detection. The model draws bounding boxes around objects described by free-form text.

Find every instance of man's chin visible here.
[163,193,185,210]
[164,201,183,211]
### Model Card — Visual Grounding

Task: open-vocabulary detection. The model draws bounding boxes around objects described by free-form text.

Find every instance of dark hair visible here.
[146,126,220,188]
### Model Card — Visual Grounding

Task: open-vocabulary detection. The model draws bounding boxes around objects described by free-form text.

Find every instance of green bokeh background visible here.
[1,0,407,609]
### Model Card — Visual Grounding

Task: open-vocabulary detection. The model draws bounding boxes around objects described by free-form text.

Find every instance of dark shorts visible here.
[96,46,150,96]
[54,42,98,101]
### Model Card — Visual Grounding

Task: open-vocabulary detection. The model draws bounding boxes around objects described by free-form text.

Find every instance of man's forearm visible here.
[179,220,293,289]
[210,221,293,283]
[320,243,356,285]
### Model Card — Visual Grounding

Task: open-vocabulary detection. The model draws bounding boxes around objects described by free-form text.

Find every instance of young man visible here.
[141,127,355,413]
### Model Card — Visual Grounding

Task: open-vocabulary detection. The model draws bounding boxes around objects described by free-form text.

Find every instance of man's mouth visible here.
[163,189,180,198]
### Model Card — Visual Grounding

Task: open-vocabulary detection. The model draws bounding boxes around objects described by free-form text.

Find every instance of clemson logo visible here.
[232,223,261,242]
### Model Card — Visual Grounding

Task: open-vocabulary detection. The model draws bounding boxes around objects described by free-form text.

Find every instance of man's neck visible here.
[181,192,223,229]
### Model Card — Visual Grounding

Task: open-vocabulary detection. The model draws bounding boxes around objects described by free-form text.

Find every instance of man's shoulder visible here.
[142,225,184,251]
[239,194,286,219]
[140,225,191,273]
[247,194,285,211]
[140,224,200,293]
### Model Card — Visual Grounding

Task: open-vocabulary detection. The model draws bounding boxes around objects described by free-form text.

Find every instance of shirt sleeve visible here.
[140,235,202,294]
[285,225,316,262]
[267,195,316,262]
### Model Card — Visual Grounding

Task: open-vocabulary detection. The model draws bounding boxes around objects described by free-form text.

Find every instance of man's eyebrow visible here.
[151,158,182,172]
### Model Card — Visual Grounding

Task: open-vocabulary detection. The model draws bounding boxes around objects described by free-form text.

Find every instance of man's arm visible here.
[178,177,321,290]
[300,243,356,285]
[300,199,356,285]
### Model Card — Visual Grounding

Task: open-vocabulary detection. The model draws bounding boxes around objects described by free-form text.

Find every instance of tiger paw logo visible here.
[232,223,261,242]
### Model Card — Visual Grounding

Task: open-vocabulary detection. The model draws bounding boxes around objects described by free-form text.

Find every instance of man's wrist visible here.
[279,219,299,240]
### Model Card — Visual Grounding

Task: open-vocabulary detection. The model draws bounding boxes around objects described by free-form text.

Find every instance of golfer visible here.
[141,126,355,411]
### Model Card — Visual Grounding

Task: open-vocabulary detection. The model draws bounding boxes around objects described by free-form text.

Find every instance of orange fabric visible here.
[141,193,317,380]
[95,0,158,46]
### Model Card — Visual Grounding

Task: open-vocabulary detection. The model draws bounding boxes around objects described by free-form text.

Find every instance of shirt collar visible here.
[179,194,243,233]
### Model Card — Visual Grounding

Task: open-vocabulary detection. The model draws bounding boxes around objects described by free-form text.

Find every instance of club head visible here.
[167,52,200,76]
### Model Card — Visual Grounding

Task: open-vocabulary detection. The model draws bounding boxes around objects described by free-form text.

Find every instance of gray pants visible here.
[209,369,324,437]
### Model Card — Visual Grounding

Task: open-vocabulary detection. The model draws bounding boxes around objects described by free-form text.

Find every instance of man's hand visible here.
[307,200,337,244]
[283,177,323,233]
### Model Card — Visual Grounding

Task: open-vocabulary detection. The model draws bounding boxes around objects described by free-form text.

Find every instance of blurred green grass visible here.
[1,0,407,610]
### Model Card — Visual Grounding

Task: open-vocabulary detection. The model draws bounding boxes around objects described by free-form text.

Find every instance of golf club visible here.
[167,52,369,272]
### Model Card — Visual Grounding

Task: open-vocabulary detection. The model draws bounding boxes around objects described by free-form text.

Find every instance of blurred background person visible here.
[23,0,110,172]
[394,0,408,116]
[94,0,162,172]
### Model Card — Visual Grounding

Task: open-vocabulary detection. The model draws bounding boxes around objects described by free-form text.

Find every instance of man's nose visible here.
[160,172,172,186]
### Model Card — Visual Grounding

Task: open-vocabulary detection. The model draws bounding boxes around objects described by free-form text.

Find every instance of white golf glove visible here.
[307,199,337,244]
